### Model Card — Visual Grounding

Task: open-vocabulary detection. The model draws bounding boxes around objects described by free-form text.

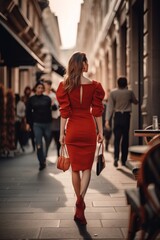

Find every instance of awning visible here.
[52,55,66,77]
[0,20,44,68]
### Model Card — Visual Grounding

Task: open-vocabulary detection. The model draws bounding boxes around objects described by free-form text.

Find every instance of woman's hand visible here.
[97,132,103,143]
[59,134,65,145]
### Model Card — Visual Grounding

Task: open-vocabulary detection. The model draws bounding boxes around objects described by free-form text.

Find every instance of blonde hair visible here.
[64,52,87,92]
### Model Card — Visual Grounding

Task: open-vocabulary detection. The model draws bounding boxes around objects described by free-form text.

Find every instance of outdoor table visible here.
[130,129,160,179]
[134,129,160,137]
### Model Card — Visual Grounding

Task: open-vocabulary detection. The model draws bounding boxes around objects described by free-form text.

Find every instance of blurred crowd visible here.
[0,80,60,162]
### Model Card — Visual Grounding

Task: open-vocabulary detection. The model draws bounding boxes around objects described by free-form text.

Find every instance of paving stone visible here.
[101,212,129,220]
[0,228,39,239]
[0,147,137,239]
[101,219,128,227]
[39,227,124,239]
[0,219,60,228]
[60,219,101,228]
[85,207,115,213]
[92,199,126,207]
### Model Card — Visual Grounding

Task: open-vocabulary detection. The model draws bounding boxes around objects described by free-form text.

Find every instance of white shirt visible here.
[16,100,26,121]
[44,91,60,119]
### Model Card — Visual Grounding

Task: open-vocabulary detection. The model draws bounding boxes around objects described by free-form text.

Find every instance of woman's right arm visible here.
[59,117,67,144]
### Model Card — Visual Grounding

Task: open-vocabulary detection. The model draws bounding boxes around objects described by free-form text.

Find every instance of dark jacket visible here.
[26,94,52,125]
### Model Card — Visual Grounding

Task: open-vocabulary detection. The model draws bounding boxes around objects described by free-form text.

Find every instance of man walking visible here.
[105,76,138,167]
[43,80,61,157]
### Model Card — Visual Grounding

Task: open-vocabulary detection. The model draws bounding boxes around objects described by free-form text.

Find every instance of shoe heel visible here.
[74,196,87,225]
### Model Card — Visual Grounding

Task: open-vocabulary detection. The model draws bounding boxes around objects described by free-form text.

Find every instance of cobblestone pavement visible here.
[0,143,137,240]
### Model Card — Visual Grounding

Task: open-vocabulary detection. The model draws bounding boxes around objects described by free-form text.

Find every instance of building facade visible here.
[76,0,160,145]
[0,0,65,95]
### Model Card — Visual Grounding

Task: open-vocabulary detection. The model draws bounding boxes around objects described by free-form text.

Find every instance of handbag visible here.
[57,144,70,172]
[96,142,105,176]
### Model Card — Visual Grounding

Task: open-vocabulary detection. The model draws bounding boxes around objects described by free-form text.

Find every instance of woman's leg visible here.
[72,169,90,225]
[72,171,81,198]
[72,169,91,198]
[80,169,91,198]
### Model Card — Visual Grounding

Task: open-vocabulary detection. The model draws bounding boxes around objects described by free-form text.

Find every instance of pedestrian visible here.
[105,76,138,167]
[43,80,61,157]
[26,81,52,171]
[56,52,105,225]
[23,86,32,104]
[23,86,35,152]
[15,94,26,152]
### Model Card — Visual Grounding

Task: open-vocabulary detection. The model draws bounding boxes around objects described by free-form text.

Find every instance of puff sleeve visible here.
[56,82,72,119]
[91,82,105,117]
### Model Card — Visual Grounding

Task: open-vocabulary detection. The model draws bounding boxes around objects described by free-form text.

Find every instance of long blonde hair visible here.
[64,52,87,92]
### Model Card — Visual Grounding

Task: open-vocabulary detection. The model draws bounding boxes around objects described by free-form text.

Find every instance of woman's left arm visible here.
[95,116,103,143]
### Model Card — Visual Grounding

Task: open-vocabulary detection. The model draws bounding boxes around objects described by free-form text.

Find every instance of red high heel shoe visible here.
[74,196,87,225]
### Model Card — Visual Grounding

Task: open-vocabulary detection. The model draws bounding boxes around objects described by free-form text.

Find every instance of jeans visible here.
[33,122,52,166]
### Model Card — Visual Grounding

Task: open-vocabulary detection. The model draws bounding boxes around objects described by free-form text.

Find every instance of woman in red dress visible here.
[56,52,105,225]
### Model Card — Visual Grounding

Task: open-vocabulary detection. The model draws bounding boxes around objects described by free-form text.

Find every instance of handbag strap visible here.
[97,141,105,162]
[60,144,69,157]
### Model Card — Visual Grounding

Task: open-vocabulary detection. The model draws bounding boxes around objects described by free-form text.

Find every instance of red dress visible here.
[56,80,105,171]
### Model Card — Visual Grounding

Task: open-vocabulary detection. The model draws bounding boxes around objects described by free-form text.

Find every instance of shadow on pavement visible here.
[0,152,68,214]
[75,222,93,239]
[117,167,135,180]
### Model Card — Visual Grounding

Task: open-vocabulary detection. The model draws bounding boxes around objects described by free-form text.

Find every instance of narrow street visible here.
[1,0,160,238]
[0,143,136,239]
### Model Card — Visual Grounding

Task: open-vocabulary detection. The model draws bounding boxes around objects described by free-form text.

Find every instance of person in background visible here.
[105,76,138,167]
[26,82,52,171]
[43,80,61,157]
[56,52,105,225]
[15,94,26,152]
[23,86,35,151]
[23,86,32,104]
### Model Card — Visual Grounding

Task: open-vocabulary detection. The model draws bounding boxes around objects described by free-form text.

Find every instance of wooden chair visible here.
[125,142,160,240]
[143,124,160,144]
[128,132,160,179]
[129,125,160,160]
